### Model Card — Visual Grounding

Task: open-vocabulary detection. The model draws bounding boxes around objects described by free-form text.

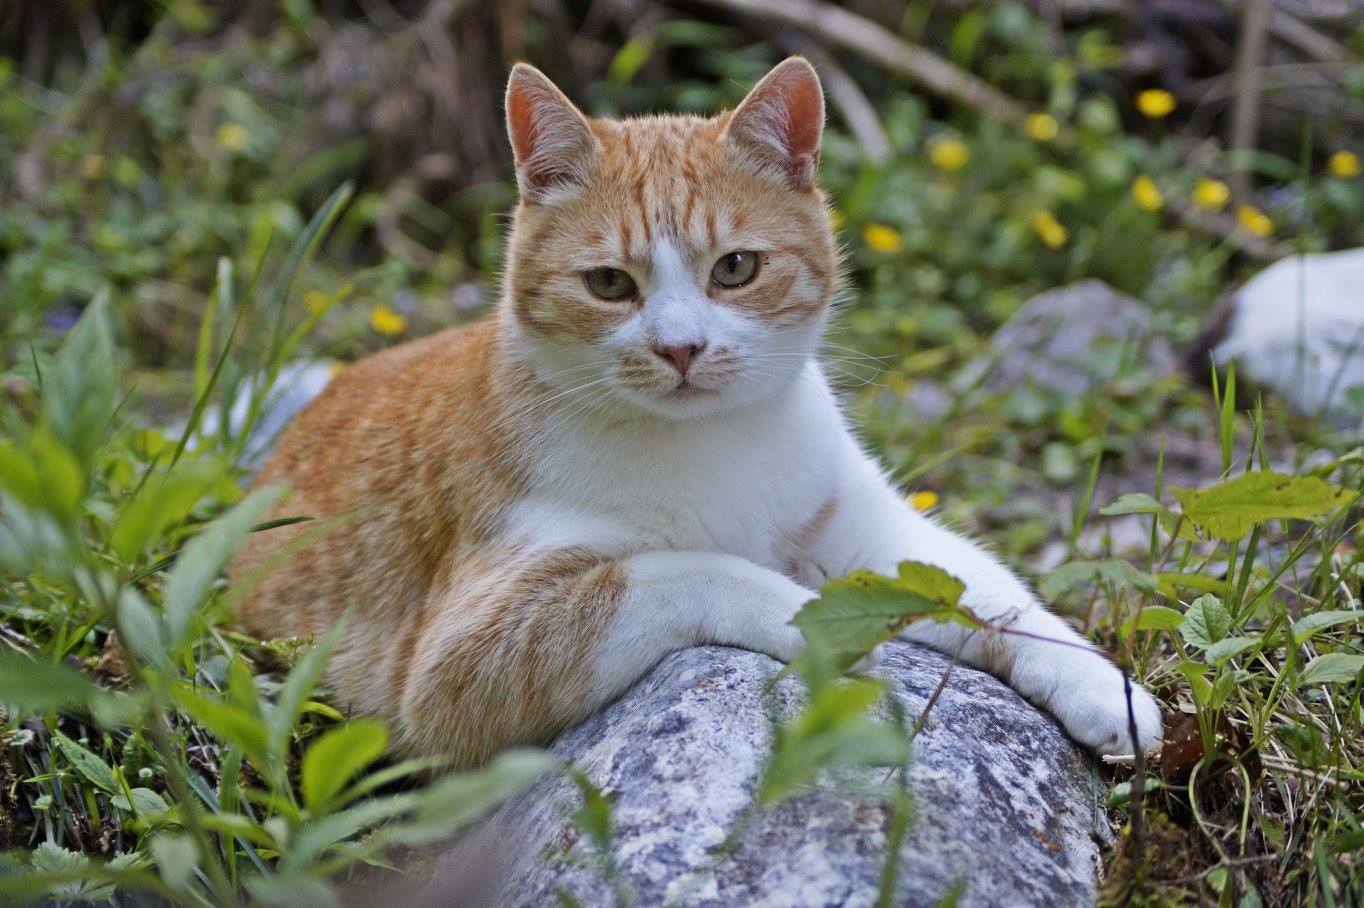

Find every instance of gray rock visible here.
[425,642,1108,907]
[977,279,1177,397]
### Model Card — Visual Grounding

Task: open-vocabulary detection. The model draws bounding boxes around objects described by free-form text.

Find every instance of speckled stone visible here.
[425,642,1109,907]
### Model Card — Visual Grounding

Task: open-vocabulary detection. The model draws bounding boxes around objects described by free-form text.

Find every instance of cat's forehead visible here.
[571,112,789,255]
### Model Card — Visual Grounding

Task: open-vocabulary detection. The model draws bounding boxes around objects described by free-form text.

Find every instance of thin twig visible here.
[692,0,1030,125]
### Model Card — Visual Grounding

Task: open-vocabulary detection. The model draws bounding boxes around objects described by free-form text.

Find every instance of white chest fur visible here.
[505,363,847,569]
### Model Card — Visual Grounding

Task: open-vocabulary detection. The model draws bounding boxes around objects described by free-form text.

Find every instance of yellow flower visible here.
[80,154,106,180]
[368,304,408,336]
[909,490,939,511]
[1029,209,1069,249]
[863,223,904,254]
[1236,204,1273,238]
[328,361,346,378]
[1025,112,1059,142]
[828,209,845,231]
[885,373,910,396]
[301,290,329,314]
[1329,150,1361,179]
[1130,175,1164,212]
[927,135,970,172]
[1136,89,1176,119]
[216,122,249,152]
[1192,178,1230,211]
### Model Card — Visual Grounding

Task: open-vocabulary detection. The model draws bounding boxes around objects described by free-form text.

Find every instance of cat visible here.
[231,58,1163,765]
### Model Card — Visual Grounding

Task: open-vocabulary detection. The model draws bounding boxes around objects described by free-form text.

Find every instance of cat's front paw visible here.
[1017,653,1163,756]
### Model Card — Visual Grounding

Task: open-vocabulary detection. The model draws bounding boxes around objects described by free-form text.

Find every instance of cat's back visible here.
[234,314,521,637]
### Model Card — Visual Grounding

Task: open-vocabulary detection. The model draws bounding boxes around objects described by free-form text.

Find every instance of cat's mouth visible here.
[665,380,720,400]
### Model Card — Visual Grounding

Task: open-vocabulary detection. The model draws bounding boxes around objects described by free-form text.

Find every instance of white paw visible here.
[1016,654,1163,756]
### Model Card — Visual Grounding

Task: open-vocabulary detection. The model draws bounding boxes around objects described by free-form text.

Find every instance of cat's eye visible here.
[711,251,760,288]
[584,267,638,301]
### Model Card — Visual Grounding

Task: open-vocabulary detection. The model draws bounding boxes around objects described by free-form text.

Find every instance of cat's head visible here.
[500,58,837,421]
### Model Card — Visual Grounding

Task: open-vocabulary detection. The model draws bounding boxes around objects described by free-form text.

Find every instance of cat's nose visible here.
[652,341,706,377]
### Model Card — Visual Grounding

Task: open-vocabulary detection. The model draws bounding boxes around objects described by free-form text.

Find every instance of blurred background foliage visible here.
[3,0,1364,904]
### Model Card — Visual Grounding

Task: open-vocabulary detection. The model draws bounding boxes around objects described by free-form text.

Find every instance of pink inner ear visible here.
[506,79,542,166]
[782,72,823,161]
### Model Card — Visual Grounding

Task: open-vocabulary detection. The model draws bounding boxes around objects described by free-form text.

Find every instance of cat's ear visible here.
[505,63,598,202]
[724,57,825,189]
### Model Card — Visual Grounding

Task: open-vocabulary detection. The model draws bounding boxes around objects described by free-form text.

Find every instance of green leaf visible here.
[113,787,170,817]
[1099,493,1169,517]
[1297,653,1364,686]
[1170,472,1354,540]
[1292,610,1364,646]
[792,561,972,668]
[163,486,284,645]
[109,468,215,565]
[301,719,388,811]
[117,587,168,669]
[268,620,344,759]
[1180,594,1231,650]
[53,731,119,794]
[0,650,102,711]
[1205,635,1261,667]
[42,291,117,464]
[1122,605,1184,636]
[761,678,908,805]
[172,686,271,770]
[149,833,198,890]
[1039,558,1158,602]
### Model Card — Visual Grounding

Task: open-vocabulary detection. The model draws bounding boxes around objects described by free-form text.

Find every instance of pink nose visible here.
[652,342,705,376]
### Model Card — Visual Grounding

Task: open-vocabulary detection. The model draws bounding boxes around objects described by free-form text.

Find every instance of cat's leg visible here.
[397,547,811,762]
[801,448,1162,756]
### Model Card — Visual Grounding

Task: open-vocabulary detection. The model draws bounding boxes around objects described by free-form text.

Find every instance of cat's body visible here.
[232,59,1161,764]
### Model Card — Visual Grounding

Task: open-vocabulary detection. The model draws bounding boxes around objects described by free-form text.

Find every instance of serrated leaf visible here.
[1038,558,1158,602]
[164,486,284,646]
[301,719,388,811]
[1292,610,1364,645]
[792,561,973,667]
[1205,635,1261,667]
[1297,653,1364,686]
[53,731,119,793]
[1170,472,1354,540]
[1180,594,1231,650]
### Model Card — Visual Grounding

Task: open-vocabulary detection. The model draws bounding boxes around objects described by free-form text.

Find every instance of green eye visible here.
[584,267,638,301]
[711,251,760,288]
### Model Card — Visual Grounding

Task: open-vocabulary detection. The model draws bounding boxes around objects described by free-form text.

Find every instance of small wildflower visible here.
[1029,209,1068,249]
[1236,204,1273,238]
[328,361,346,378]
[80,154,106,180]
[368,304,407,336]
[1130,175,1164,212]
[1328,150,1361,179]
[301,290,329,314]
[927,135,970,172]
[1192,178,1230,211]
[828,209,845,231]
[1136,89,1176,119]
[216,122,249,152]
[1025,112,1059,142]
[863,223,904,254]
[909,490,939,511]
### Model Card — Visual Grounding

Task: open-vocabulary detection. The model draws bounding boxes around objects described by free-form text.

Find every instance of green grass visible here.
[3,2,1364,904]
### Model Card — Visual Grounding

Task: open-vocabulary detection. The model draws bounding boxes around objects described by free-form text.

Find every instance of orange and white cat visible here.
[232,59,1162,764]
